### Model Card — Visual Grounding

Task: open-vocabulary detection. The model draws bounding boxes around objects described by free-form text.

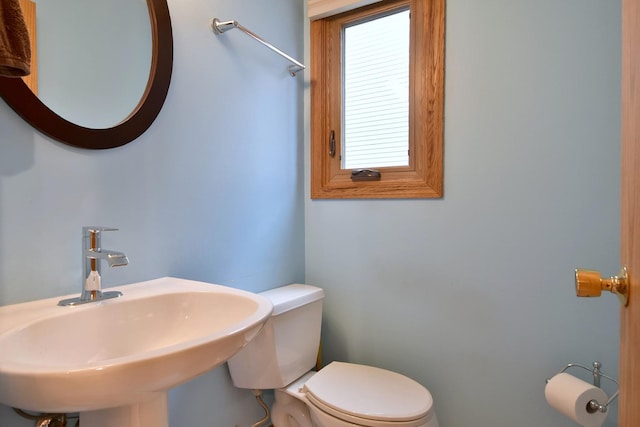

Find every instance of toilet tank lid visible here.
[260,284,324,315]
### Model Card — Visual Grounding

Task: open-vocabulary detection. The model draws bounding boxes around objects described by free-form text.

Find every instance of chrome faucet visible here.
[58,226,129,306]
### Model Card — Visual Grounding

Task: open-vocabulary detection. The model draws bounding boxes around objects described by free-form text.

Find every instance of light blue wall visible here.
[305,1,622,427]
[0,0,304,425]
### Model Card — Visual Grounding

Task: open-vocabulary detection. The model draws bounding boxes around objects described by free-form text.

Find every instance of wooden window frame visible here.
[310,0,445,199]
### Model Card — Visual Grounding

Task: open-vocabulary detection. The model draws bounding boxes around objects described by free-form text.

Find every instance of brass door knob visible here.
[575,269,604,297]
[575,267,629,306]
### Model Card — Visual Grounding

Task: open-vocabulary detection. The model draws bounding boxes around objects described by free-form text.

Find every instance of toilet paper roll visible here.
[545,373,609,427]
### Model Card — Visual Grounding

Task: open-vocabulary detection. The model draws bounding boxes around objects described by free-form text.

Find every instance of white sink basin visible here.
[0,277,273,417]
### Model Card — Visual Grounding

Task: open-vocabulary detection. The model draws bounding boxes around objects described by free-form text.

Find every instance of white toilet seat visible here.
[302,362,435,427]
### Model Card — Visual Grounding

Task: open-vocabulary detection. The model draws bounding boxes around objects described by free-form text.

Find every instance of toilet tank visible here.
[227,284,324,390]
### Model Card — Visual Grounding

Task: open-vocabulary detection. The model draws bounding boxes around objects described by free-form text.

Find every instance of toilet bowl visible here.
[227,284,438,427]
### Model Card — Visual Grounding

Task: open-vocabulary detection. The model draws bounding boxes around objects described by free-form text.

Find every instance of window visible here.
[310,0,445,199]
[343,8,410,169]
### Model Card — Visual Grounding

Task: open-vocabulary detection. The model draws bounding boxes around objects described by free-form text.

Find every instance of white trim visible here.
[308,0,383,20]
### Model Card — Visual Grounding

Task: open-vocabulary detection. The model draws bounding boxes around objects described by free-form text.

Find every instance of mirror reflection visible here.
[23,0,152,129]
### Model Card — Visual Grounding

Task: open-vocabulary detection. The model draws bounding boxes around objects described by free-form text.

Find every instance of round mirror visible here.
[0,0,173,149]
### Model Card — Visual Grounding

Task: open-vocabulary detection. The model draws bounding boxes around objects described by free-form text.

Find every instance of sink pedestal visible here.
[80,392,168,427]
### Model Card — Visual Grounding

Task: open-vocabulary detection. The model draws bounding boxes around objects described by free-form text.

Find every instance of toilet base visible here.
[272,372,316,427]
[272,390,313,427]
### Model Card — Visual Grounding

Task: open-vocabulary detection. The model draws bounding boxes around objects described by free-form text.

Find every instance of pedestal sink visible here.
[0,277,273,427]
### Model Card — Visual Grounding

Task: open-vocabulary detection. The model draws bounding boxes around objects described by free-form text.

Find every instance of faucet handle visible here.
[83,226,119,235]
[83,226,120,252]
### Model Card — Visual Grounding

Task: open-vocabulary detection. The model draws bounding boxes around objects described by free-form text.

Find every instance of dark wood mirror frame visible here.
[0,0,173,149]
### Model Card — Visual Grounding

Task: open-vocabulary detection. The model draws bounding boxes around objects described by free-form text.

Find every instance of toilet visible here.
[227,284,439,427]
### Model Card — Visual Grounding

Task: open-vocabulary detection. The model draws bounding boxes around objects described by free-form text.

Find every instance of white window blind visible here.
[342,9,410,170]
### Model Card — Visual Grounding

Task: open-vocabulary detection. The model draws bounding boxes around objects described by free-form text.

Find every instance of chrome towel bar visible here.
[210,18,305,77]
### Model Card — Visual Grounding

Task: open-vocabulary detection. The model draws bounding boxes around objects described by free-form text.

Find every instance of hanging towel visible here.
[0,0,31,77]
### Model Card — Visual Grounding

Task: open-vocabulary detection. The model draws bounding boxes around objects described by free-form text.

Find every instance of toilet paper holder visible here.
[547,361,619,413]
